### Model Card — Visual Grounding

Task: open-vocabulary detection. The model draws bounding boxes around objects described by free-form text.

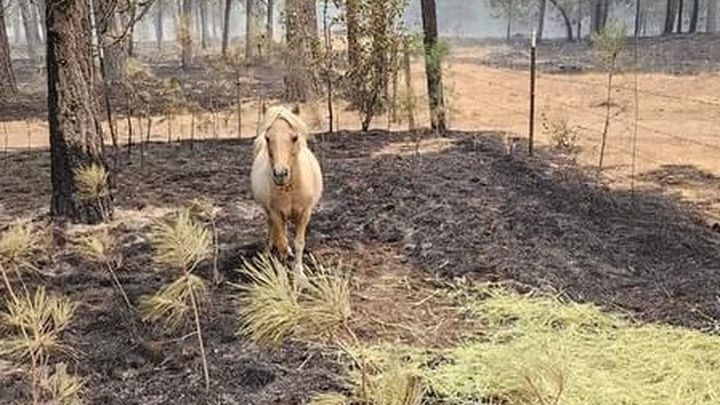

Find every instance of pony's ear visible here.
[291,104,301,115]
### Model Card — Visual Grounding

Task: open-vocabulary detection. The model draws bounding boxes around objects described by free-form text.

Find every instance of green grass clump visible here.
[357,285,720,405]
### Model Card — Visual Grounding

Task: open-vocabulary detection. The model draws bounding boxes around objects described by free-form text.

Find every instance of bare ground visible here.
[1,129,720,403]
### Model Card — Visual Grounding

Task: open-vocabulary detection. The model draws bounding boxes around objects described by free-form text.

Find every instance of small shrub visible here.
[541,113,578,151]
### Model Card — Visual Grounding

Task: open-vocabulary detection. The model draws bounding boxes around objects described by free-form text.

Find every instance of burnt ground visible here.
[450,33,720,74]
[1,130,720,403]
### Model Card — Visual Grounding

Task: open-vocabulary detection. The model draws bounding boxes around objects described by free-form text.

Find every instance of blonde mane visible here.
[254,106,310,158]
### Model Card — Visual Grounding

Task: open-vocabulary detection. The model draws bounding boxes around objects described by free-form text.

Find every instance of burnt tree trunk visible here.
[181,0,193,69]
[267,0,274,39]
[200,0,209,49]
[222,0,232,56]
[346,0,360,68]
[689,0,699,32]
[677,0,684,33]
[245,0,257,59]
[46,0,113,224]
[420,0,446,132]
[283,0,317,101]
[0,4,17,99]
[549,0,573,41]
[634,0,642,37]
[664,0,677,34]
[156,0,165,48]
[709,0,718,32]
[96,4,128,84]
[19,0,41,60]
[537,0,547,42]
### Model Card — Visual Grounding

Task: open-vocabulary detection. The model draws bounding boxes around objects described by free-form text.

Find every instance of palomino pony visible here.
[251,106,323,272]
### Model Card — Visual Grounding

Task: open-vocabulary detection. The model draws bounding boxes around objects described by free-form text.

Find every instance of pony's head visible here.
[256,106,310,186]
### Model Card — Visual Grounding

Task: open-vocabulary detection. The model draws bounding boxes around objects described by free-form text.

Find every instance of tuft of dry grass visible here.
[73,164,109,202]
[235,254,352,346]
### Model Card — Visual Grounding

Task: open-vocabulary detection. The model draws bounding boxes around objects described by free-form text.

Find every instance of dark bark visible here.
[709,0,718,32]
[634,0,642,37]
[267,0,274,39]
[200,0,209,49]
[549,0,573,41]
[181,0,193,69]
[222,0,232,56]
[0,5,17,99]
[156,0,165,48]
[664,0,677,34]
[19,0,41,60]
[246,0,257,59]
[283,0,317,101]
[677,0,684,33]
[421,0,446,132]
[95,4,128,84]
[689,0,699,32]
[537,0,547,42]
[46,0,113,224]
[505,0,513,42]
[346,0,359,68]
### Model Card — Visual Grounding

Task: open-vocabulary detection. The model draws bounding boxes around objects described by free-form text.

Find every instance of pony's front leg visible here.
[269,210,291,260]
[292,209,312,274]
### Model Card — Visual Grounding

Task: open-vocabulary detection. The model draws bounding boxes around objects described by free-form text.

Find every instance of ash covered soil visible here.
[1,130,720,403]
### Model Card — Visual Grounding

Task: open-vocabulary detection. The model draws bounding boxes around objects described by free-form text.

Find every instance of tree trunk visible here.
[537,0,547,42]
[689,0,699,32]
[181,0,193,69]
[506,0,513,42]
[677,0,684,33]
[19,0,41,60]
[156,0,165,48]
[46,0,113,224]
[346,0,359,68]
[709,0,718,32]
[664,0,677,34]
[420,0,446,132]
[267,0,274,39]
[200,0,209,49]
[634,0,642,37]
[549,0,573,41]
[600,0,610,28]
[576,0,582,39]
[96,4,128,84]
[246,0,257,59]
[36,0,47,44]
[222,0,232,56]
[0,5,17,99]
[283,0,316,101]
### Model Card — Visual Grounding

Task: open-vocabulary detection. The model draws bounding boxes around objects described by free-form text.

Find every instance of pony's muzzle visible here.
[272,167,290,186]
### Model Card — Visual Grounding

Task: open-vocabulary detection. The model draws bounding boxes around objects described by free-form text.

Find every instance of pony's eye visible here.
[292,135,298,143]
[265,136,270,143]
